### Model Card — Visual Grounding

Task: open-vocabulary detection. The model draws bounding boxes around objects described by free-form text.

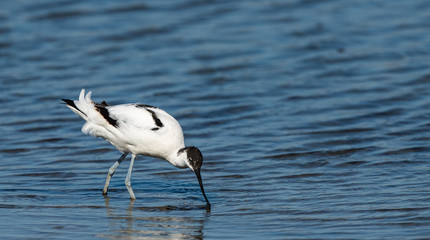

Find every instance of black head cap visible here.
[186,146,203,171]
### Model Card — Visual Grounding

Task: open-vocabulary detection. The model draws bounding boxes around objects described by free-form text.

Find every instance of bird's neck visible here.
[167,149,190,169]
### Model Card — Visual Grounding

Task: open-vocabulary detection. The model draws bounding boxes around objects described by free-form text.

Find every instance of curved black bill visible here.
[194,168,211,212]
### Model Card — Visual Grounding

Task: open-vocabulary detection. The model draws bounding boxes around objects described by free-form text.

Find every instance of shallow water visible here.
[1,0,430,239]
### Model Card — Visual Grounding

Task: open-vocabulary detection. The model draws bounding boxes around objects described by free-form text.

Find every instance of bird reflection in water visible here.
[102,197,210,239]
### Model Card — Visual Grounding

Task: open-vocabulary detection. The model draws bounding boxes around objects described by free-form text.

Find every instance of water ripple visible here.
[1,0,430,239]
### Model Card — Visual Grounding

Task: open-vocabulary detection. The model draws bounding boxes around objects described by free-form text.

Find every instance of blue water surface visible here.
[1,0,430,239]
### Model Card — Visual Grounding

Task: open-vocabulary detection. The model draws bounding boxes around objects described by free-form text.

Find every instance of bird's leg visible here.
[125,154,136,200]
[103,153,128,196]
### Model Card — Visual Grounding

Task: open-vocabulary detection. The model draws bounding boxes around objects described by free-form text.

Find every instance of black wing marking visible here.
[146,108,164,128]
[136,104,158,109]
[95,105,118,127]
[135,104,164,131]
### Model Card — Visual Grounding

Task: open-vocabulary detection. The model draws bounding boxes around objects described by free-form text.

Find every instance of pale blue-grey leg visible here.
[125,154,136,199]
[103,153,128,196]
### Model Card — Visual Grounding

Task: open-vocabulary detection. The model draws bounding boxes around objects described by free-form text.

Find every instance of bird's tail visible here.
[62,89,94,121]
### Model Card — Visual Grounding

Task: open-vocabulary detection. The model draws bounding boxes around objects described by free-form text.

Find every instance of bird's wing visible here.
[64,90,185,154]
[106,104,170,131]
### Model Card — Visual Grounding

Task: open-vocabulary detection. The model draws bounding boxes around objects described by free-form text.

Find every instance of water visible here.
[1,0,430,239]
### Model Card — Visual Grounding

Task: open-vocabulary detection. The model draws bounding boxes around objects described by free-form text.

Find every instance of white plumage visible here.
[62,89,210,210]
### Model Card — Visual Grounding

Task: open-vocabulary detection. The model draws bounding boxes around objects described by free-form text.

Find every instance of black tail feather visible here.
[62,98,75,107]
[62,98,86,116]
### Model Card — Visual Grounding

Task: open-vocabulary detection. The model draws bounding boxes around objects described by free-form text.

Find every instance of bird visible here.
[62,89,210,211]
